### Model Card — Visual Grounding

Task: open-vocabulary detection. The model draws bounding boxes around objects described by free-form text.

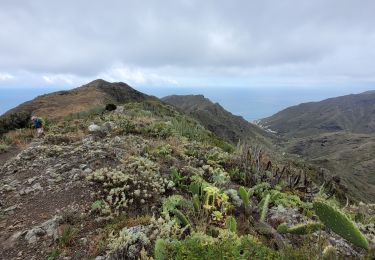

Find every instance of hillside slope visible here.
[162,94,276,146]
[284,132,375,202]
[258,91,375,202]
[1,79,154,120]
[259,90,375,138]
[1,81,375,258]
[1,96,374,259]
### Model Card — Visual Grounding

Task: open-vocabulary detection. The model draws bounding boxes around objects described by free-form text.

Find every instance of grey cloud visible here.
[0,0,375,86]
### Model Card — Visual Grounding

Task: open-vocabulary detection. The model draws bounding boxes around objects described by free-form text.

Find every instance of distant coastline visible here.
[1,85,374,120]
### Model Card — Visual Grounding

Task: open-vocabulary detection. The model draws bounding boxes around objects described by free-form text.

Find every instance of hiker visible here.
[31,116,44,137]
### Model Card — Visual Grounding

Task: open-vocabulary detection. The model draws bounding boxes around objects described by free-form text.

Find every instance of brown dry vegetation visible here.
[1,79,155,121]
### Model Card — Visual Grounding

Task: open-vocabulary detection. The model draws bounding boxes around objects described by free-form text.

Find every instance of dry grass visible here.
[5,86,106,120]
[0,143,9,153]
[2,128,35,149]
[58,224,79,248]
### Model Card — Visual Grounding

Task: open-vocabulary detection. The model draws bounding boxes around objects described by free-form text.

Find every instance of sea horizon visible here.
[1,85,374,121]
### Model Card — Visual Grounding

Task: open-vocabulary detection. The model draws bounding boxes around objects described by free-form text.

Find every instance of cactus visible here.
[322,245,338,260]
[238,186,250,210]
[172,208,191,227]
[189,182,202,197]
[313,200,369,250]
[277,223,289,234]
[192,194,201,213]
[226,216,237,233]
[154,239,168,260]
[260,193,270,222]
[277,222,324,235]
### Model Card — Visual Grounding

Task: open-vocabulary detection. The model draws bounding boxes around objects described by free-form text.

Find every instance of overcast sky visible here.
[1,0,375,89]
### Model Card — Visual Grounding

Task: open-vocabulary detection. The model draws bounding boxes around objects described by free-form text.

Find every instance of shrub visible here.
[65,106,105,120]
[161,195,186,216]
[91,200,105,213]
[0,111,31,135]
[0,143,9,153]
[154,239,168,260]
[3,128,34,147]
[58,224,78,248]
[87,156,174,214]
[203,186,230,219]
[145,122,173,138]
[107,225,151,259]
[170,168,187,189]
[47,249,61,260]
[155,230,279,259]
[105,103,117,111]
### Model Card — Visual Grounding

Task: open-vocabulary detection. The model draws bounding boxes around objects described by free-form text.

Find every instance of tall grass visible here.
[0,128,35,149]
[65,106,105,120]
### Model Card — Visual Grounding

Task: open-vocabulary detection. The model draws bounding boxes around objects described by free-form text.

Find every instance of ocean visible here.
[1,86,373,121]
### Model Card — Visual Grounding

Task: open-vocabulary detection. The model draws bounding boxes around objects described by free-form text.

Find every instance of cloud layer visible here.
[1,0,375,88]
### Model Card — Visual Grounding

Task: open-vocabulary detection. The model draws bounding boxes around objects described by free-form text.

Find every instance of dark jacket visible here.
[33,118,43,129]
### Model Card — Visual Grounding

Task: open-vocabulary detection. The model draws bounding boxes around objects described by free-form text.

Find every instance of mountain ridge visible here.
[258,90,375,202]
[162,94,276,147]
[1,79,155,120]
[259,90,375,138]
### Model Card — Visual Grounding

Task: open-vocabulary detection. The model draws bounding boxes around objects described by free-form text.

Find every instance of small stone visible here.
[113,136,121,143]
[27,177,37,184]
[4,204,19,215]
[33,227,46,236]
[79,237,88,245]
[32,182,43,191]
[88,124,102,132]
[3,184,15,192]
[83,168,92,174]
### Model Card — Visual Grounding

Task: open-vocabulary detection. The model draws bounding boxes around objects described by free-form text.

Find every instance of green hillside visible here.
[1,87,374,258]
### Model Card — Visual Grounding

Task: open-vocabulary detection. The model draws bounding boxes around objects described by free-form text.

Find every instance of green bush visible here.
[105,103,117,111]
[154,239,168,260]
[155,231,279,260]
[0,111,31,135]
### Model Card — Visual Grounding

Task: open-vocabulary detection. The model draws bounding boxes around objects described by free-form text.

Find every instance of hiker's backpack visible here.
[40,118,46,128]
